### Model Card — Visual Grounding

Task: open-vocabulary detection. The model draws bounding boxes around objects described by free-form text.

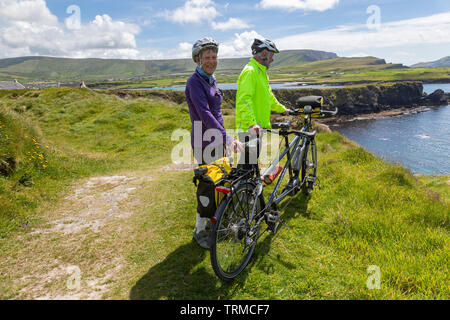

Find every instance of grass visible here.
[0,87,191,237]
[0,87,448,299]
[416,175,450,204]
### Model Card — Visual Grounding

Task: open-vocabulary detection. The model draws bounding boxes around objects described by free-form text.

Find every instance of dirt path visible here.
[2,173,155,299]
[0,162,200,300]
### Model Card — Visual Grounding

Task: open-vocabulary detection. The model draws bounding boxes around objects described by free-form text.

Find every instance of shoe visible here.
[205,219,213,232]
[193,229,210,250]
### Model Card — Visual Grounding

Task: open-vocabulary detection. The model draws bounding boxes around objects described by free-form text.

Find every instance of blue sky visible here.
[1,0,450,65]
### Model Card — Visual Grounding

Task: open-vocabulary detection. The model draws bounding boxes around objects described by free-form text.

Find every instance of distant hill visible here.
[411,56,450,68]
[279,56,406,73]
[0,50,338,82]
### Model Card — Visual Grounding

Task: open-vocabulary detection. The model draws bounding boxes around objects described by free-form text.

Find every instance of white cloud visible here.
[170,42,193,59]
[274,12,450,59]
[163,0,219,24]
[219,30,265,58]
[0,0,150,59]
[259,0,339,12]
[0,0,58,25]
[161,31,265,60]
[211,18,250,31]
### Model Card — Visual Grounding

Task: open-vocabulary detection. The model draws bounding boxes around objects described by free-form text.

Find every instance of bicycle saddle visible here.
[272,121,291,130]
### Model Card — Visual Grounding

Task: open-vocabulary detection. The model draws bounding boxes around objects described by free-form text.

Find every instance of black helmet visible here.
[251,38,279,55]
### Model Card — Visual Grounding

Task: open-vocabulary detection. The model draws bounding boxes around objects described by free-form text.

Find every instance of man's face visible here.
[198,49,218,75]
[259,50,274,68]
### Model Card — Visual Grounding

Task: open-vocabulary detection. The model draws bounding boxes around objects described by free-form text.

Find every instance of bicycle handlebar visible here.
[290,106,338,117]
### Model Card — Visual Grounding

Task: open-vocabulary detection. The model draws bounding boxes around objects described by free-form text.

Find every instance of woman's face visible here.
[198,49,218,75]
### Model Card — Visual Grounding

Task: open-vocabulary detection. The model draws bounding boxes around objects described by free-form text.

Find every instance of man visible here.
[235,38,292,135]
[185,37,243,249]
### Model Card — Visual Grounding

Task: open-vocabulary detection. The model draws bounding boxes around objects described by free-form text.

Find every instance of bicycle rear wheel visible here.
[301,139,317,195]
[210,181,263,281]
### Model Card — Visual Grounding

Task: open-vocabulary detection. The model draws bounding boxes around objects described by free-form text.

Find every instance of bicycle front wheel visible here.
[210,181,263,281]
[301,139,317,195]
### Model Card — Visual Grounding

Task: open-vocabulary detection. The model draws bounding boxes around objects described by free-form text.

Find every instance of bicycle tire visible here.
[210,181,264,281]
[301,139,317,195]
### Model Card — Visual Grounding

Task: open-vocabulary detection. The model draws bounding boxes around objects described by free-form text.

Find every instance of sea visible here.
[333,83,450,174]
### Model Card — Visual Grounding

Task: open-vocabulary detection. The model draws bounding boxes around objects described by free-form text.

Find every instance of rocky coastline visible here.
[270,82,449,116]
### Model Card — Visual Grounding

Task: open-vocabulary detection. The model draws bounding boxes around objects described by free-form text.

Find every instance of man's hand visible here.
[226,140,245,156]
[231,140,244,153]
[249,125,261,136]
[283,108,293,116]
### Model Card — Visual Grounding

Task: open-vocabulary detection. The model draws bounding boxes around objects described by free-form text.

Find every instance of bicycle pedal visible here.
[266,210,280,233]
[266,210,280,223]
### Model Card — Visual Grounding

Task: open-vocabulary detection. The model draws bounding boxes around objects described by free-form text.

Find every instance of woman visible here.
[185,37,243,249]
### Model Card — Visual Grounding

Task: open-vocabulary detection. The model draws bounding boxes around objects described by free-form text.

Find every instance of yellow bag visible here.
[193,157,232,218]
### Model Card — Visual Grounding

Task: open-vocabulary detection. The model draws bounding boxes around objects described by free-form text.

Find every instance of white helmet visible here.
[192,37,219,62]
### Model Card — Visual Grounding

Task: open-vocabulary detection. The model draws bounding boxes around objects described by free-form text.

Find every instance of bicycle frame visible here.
[216,112,317,233]
[262,114,315,211]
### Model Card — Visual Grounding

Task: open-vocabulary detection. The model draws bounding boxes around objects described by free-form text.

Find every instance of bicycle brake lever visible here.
[321,107,338,116]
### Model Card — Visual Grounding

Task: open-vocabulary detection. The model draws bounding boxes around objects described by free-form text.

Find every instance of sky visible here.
[0,0,449,65]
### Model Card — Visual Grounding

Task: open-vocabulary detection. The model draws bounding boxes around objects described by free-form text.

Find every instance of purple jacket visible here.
[185,69,233,150]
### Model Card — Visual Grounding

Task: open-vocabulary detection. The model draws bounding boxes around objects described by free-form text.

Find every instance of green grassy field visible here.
[0,88,448,299]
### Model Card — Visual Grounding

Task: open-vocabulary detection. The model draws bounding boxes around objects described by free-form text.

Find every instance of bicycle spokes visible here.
[210,182,263,280]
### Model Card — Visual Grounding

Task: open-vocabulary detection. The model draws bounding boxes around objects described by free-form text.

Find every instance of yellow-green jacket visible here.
[235,58,286,131]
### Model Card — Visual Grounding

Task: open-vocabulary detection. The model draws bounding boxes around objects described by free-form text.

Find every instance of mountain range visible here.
[0,50,337,82]
[0,49,410,83]
[411,56,450,68]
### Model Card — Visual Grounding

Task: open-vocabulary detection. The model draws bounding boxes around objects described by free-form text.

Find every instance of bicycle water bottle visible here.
[262,165,283,185]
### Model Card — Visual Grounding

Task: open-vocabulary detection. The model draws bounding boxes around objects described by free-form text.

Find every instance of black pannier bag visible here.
[192,157,232,218]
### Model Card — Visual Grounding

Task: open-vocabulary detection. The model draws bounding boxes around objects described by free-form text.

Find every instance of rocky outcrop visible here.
[421,89,449,106]
[271,82,449,115]
[269,82,447,115]
[275,82,449,115]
